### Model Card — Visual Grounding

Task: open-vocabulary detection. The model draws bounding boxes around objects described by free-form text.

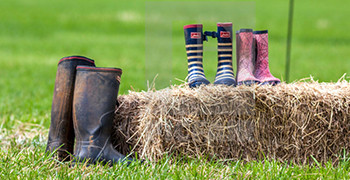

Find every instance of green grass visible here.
[1,0,350,178]
[1,125,350,179]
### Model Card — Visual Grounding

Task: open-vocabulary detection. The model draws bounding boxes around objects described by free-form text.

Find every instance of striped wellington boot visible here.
[184,24,210,88]
[253,30,280,85]
[213,22,236,86]
[236,29,260,86]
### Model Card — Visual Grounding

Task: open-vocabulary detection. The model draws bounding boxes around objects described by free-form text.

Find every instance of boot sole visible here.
[214,78,236,86]
[259,80,281,86]
[237,80,260,86]
[189,79,210,88]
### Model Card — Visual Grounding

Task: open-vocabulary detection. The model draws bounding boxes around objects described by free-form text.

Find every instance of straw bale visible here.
[113,81,350,164]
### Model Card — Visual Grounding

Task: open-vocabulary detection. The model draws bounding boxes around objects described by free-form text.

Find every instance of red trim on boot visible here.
[217,22,232,27]
[58,56,95,65]
[184,24,203,29]
[76,66,122,73]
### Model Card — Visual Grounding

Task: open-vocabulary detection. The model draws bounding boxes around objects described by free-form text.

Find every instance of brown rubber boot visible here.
[236,29,260,86]
[46,56,95,161]
[73,66,132,165]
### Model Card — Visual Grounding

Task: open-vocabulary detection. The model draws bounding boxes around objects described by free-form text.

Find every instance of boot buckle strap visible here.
[203,31,217,41]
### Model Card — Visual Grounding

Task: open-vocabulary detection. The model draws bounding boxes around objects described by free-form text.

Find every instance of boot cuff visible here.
[217,22,232,27]
[253,30,268,34]
[76,66,122,74]
[236,29,253,34]
[58,56,95,65]
[184,24,202,29]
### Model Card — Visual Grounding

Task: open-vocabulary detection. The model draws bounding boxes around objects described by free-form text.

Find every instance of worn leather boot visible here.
[73,66,132,165]
[46,56,95,161]
[213,22,236,86]
[253,30,280,85]
[236,29,260,86]
[184,24,210,88]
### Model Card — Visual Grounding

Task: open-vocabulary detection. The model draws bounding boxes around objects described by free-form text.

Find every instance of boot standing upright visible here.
[236,29,260,86]
[72,66,132,165]
[184,24,210,88]
[213,22,236,86]
[253,30,280,85]
[46,56,95,161]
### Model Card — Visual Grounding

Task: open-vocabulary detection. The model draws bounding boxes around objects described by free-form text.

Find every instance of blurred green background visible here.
[0,0,349,129]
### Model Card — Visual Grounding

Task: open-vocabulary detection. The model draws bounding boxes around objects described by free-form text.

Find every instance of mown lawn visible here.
[0,0,350,179]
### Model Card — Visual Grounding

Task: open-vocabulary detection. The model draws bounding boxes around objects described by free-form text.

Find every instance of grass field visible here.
[1,0,350,178]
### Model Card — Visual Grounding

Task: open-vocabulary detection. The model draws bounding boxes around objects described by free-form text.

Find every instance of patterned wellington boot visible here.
[184,24,210,88]
[236,29,260,86]
[253,30,280,85]
[213,22,236,86]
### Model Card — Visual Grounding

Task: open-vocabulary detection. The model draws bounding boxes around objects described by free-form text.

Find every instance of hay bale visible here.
[113,81,350,164]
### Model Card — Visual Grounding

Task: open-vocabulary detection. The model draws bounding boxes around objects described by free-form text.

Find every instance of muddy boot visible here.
[184,24,210,88]
[213,22,236,86]
[73,66,132,165]
[236,29,260,86]
[253,30,280,85]
[46,56,95,161]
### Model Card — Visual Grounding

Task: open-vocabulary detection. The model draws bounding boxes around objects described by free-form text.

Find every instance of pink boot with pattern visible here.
[253,30,280,85]
[236,29,260,86]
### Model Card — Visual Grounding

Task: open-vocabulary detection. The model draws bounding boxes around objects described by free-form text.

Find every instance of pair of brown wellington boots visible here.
[236,29,280,85]
[46,56,132,165]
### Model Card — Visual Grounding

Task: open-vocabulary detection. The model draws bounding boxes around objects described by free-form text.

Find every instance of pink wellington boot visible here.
[236,29,260,86]
[253,30,280,85]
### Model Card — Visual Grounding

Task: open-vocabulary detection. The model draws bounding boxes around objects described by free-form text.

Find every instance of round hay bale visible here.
[113,81,350,164]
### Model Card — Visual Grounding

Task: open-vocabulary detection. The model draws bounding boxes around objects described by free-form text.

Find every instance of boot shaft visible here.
[236,29,254,70]
[51,56,95,123]
[253,30,269,76]
[73,66,121,144]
